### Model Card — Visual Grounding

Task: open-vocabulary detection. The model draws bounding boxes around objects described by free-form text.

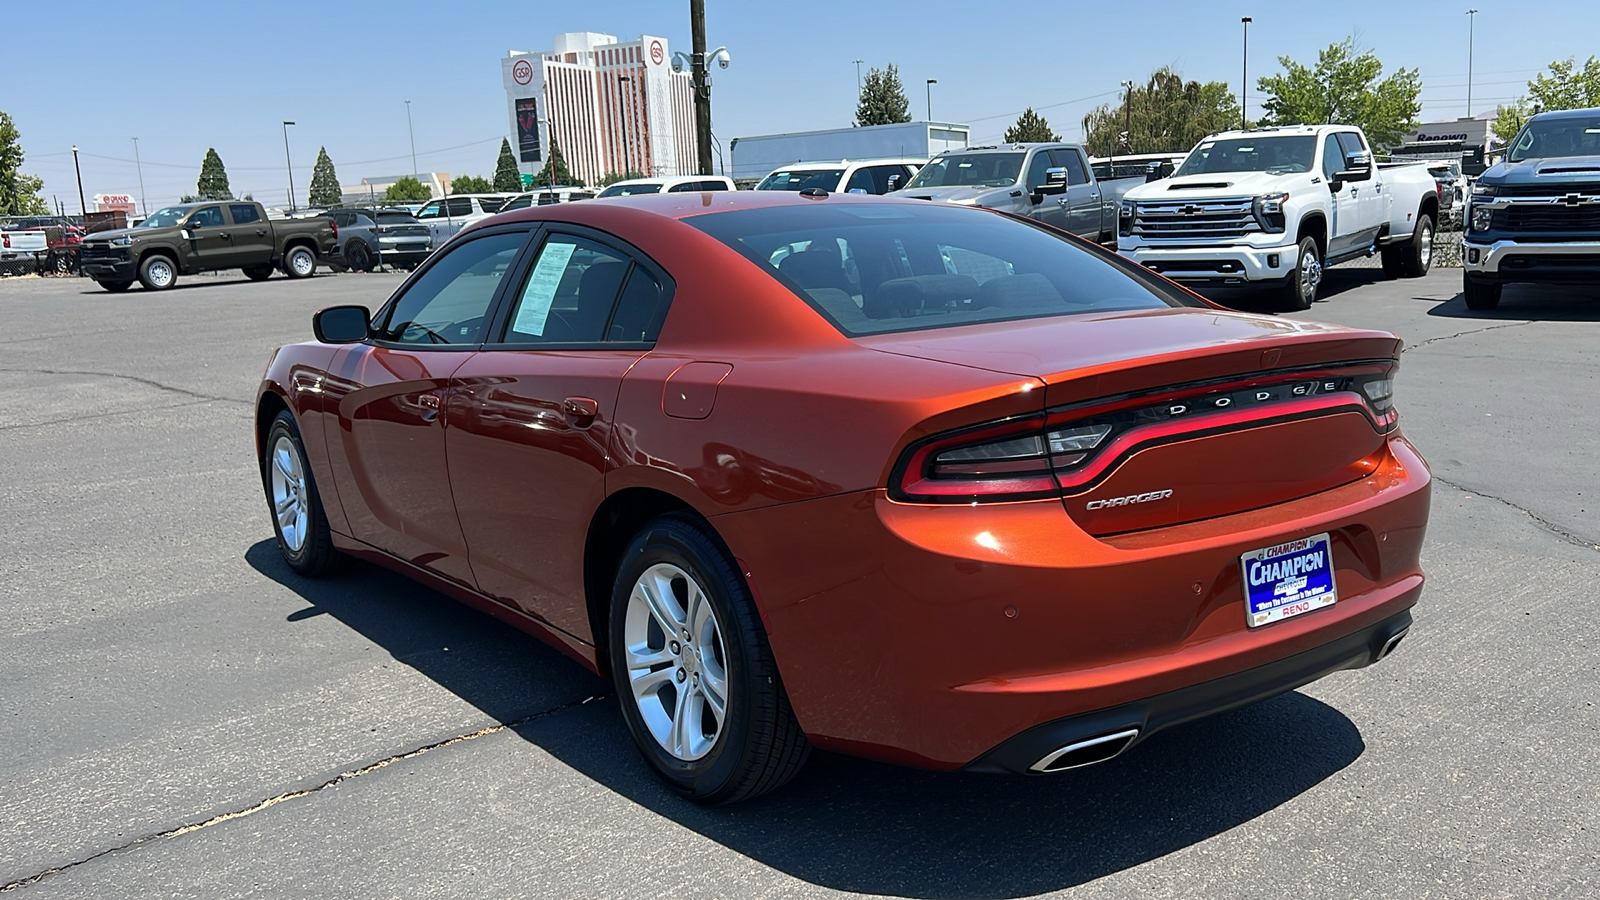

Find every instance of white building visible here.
[502,32,698,186]
[729,121,969,183]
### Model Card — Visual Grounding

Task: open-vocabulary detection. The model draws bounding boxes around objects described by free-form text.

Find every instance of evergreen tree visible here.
[493,138,523,191]
[450,174,494,194]
[532,136,582,187]
[308,146,343,207]
[1004,108,1060,143]
[196,148,233,200]
[0,111,50,216]
[384,176,432,203]
[856,64,912,127]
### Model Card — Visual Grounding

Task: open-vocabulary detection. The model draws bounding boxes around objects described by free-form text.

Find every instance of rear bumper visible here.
[719,433,1431,771]
[379,245,431,266]
[1117,241,1299,285]
[1462,238,1600,283]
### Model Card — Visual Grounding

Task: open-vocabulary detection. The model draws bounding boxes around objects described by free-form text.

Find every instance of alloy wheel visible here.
[269,434,309,552]
[1300,249,1321,300]
[1419,223,1433,268]
[148,258,174,287]
[291,250,314,276]
[623,562,729,762]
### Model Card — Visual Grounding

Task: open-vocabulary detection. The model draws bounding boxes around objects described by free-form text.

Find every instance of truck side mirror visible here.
[313,305,372,343]
[1037,167,1069,197]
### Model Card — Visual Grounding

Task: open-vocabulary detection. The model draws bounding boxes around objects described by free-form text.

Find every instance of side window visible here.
[446,197,475,217]
[502,235,630,344]
[480,197,506,213]
[867,166,903,194]
[1054,150,1090,186]
[188,206,224,228]
[228,204,261,225]
[608,267,670,342]
[845,168,876,194]
[1024,152,1053,191]
[416,201,442,220]
[1321,135,1344,180]
[376,231,526,345]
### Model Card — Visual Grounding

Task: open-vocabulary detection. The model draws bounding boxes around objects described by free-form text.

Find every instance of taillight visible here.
[330,220,338,239]
[890,363,1398,504]
[2,234,9,249]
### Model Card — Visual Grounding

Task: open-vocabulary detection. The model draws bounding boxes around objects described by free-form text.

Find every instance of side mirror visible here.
[885,174,903,191]
[313,305,372,343]
[1037,167,1069,196]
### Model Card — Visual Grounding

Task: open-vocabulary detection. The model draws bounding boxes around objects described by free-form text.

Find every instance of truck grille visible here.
[1131,199,1261,240]
[78,243,125,261]
[1494,206,1600,232]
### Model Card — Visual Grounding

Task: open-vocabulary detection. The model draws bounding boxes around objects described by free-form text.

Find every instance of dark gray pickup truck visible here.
[78,201,337,292]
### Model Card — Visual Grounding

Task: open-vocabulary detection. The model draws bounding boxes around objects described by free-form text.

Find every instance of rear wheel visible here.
[243,264,274,281]
[262,410,340,576]
[344,240,374,272]
[1399,214,1434,277]
[138,254,178,291]
[609,515,810,804]
[1463,274,1503,311]
[1273,236,1321,311]
[283,246,317,279]
[50,252,73,275]
[97,279,133,293]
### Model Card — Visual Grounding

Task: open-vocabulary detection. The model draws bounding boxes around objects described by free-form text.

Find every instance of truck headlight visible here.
[1119,201,1136,236]
[1470,206,1493,232]
[1253,192,1289,232]
[109,236,132,246]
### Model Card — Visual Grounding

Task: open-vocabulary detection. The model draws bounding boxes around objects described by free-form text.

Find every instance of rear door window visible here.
[1052,149,1090,185]
[446,197,475,217]
[228,205,262,225]
[502,236,629,344]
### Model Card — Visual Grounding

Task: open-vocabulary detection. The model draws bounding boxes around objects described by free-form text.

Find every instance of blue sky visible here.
[5,0,1592,211]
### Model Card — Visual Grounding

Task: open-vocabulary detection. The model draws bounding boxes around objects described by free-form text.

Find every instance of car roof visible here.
[1532,107,1600,121]
[473,188,953,233]
[767,159,922,171]
[606,175,731,187]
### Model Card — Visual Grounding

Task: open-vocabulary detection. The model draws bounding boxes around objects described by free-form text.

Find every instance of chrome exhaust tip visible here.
[1377,628,1409,660]
[1028,728,1140,773]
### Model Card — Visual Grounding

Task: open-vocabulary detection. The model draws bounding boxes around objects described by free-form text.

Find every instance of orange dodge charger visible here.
[257,191,1429,803]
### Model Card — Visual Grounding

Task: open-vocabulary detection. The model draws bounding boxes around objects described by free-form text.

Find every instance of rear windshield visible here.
[756,169,844,191]
[598,183,664,198]
[686,202,1196,336]
[377,212,419,224]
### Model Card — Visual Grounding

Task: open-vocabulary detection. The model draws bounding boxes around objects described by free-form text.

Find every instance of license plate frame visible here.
[1240,532,1338,628]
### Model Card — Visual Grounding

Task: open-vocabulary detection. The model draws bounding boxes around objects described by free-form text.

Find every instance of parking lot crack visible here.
[0,367,249,406]
[1437,477,1600,552]
[1403,320,1534,353]
[0,694,609,893]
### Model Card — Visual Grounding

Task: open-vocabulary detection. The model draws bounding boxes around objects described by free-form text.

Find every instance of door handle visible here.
[563,396,599,426]
[256,229,267,236]
[218,232,231,240]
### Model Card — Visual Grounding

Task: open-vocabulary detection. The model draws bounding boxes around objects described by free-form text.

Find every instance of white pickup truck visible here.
[1117,124,1440,309]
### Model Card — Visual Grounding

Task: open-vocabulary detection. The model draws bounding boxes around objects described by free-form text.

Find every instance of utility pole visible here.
[71,146,86,219]
[1122,80,1135,155]
[926,79,937,122]
[1466,9,1478,117]
[1240,17,1252,130]
[131,137,148,218]
[405,100,418,178]
[689,0,714,176]
[282,121,297,213]
[617,75,633,176]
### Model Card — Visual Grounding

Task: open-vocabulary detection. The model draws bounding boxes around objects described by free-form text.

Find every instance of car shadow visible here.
[1426,282,1600,321]
[248,539,1366,898]
[1194,267,1388,314]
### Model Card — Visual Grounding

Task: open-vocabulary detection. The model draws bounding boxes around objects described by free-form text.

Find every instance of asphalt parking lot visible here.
[2,267,1596,898]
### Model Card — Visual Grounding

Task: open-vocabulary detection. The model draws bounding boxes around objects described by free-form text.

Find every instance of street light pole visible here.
[1466,9,1478,117]
[405,100,418,178]
[852,58,864,120]
[281,121,297,213]
[1240,17,1252,130]
[131,137,147,218]
[71,145,86,219]
[617,75,633,177]
[1121,80,1135,156]
[926,79,937,122]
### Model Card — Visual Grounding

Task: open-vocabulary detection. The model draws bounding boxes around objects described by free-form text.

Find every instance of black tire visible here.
[49,252,73,276]
[344,240,374,272]
[609,514,810,805]
[1379,246,1406,277]
[283,245,317,279]
[1274,236,1321,311]
[137,253,178,291]
[243,264,274,281]
[261,410,341,576]
[97,279,133,293]
[1463,274,1503,311]
[1400,213,1434,277]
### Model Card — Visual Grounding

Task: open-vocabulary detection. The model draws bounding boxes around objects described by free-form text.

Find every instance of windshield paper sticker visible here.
[512,241,577,337]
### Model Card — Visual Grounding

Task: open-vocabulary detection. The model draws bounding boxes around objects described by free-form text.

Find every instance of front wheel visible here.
[344,240,374,272]
[262,410,340,576]
[97,279,133,293]
[609,515,810,804]
[1273,236,1321,311]
[1463,275,1503,311]
[138,254,178,291]
[283,246,317,279]
[242,264,274,281]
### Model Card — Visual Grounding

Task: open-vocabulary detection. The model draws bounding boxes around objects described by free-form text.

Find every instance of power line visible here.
[71,136,505,173]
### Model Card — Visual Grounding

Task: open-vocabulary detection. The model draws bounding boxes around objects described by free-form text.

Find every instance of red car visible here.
[257,191,1429,803]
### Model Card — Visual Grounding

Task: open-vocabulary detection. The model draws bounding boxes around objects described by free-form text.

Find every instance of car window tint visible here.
[608,266,669,342]
[480,197,506,213]
[845,168,876,194]
[377,231,525,345]
[1053,150,1089,185]
[189,207,224,228]
[1024,152,1053,191]
[229,204,261,225]
[446,197,474,217]
[503,236,629,343]
[416,202,442,220]
[1321,134,1344,180]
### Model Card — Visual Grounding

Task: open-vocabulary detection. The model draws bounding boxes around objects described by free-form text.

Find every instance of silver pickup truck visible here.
[898,142,1138,244]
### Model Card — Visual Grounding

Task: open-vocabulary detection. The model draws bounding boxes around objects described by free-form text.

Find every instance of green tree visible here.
[1003,108,1060,143]
[0,111,50,216]
[855,64,912,127]
[384,176,432,203]
[450,174,493,194]
[1082,68,1241,156]
[532,136,582,187]
[307,146,343,207]
[1255,38,1421,149]
[597,170,646,187]
[493,138,523,192]
[196,148,233,200]
[1493,56,1600,144]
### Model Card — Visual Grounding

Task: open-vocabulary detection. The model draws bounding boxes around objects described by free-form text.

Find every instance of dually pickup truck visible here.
[1462,107,1600,309]
[78,201,336,292]
[1118,125,1441,309]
